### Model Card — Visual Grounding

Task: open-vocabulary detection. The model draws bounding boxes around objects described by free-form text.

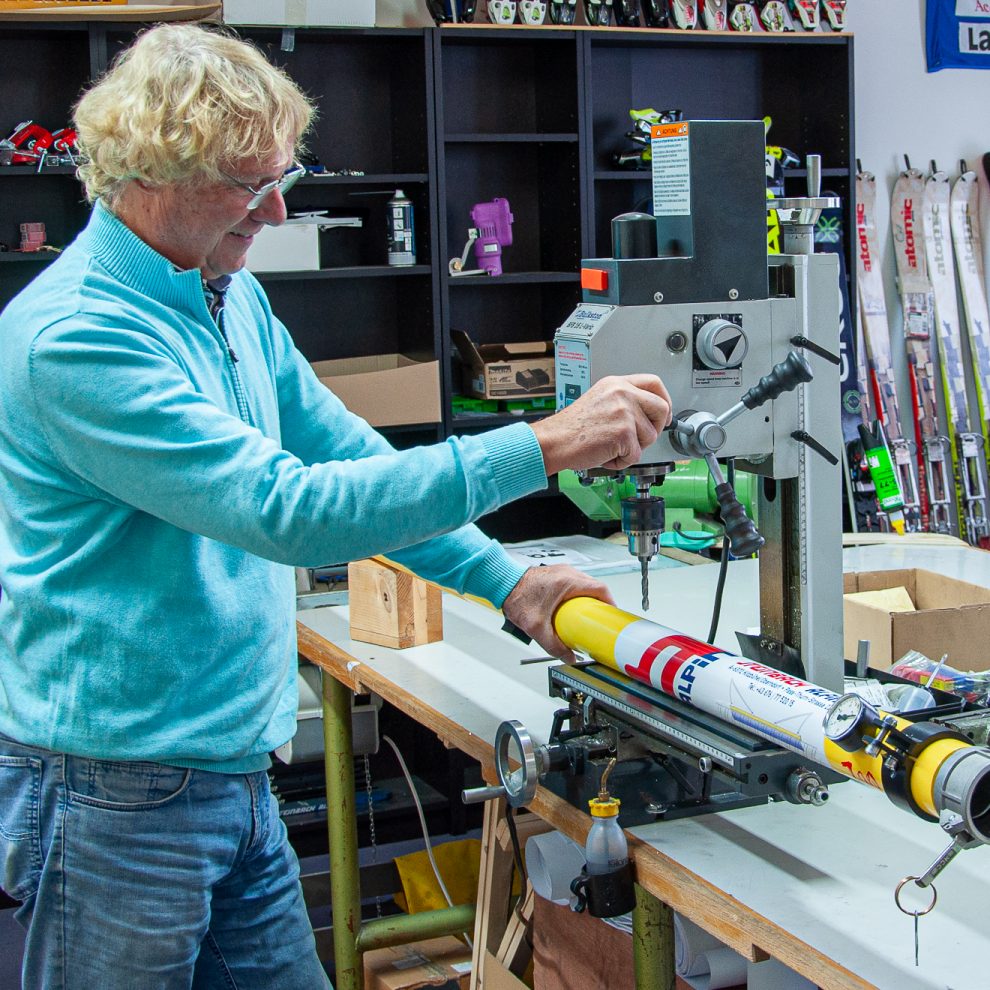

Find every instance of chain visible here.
[363,754,382,918]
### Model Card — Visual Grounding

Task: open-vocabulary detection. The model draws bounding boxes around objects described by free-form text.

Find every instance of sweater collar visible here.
[80,200,217,317]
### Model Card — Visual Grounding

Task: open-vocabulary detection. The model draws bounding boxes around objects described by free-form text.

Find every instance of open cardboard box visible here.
[843,568,990,669]
[311,354,440,429]
[363,935,471,990]
[452,330,555,400]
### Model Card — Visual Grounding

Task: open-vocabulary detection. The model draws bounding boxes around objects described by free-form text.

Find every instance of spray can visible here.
[387,189,415,266]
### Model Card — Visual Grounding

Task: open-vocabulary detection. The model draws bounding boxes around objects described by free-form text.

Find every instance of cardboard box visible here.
[843,568,990,669]
[311,354,441,428]
[247,215,362,274]
[452,330,555,401]
[223,0,374,26]
[363,936,471,990]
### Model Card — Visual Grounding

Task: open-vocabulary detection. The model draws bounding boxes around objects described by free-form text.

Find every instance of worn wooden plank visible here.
[495,883,535,977]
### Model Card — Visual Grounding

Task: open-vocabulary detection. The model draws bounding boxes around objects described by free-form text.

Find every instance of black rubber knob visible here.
[715,483,765,557]
[741,351,814,410]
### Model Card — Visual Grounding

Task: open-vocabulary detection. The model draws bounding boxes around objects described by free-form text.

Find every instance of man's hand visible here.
[501,565,615,663]
[530,374,672,477]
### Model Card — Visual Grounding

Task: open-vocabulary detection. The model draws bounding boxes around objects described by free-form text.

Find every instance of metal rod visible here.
[356,904,477,953]
[633,883,676,990]
[323,672,363,990]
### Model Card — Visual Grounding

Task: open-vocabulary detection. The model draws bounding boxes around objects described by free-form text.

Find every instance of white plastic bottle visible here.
[585,795,628,875]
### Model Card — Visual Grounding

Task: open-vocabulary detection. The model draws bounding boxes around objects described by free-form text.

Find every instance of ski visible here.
[923,162,988,545]
[815,201,886,532]
[950,161,990,548]
[889,160,950,534]
[855,167,920,532]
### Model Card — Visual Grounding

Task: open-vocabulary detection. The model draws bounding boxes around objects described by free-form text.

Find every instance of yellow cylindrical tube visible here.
[554,597,636,671]
[550,597,989,835]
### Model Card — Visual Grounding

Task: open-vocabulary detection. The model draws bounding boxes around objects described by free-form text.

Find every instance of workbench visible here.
[297,542,990,990]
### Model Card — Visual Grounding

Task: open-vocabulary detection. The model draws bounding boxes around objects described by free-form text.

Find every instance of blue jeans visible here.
[0,734,332,990]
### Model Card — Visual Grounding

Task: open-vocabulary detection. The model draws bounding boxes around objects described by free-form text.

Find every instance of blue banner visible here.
[927,0,990,71]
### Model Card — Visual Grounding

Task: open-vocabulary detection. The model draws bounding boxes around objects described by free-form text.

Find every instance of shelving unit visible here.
[0,20,854,522]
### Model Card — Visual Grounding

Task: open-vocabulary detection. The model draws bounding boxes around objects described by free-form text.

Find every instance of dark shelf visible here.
[784,167,851,178]
[298,172,429,185]
[452,411,548,430]
[595,167,851,182]
[446,271,579,286]
[445,133,579,143]
[0,165,78,176]
[594,170,654,181]
[0,252,59,263]
[256,264,432,281]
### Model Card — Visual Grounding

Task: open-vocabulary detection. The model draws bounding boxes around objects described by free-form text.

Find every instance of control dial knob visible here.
[696,318,748,370]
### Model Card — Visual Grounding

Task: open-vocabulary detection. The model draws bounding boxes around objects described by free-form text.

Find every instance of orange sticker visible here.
[650,121,690,140]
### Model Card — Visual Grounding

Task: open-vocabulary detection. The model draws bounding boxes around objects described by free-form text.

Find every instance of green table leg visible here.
[323,672,362,990]
[633,882,676,990]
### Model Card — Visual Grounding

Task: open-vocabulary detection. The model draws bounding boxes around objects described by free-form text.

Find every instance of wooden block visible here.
[348,558,443,649]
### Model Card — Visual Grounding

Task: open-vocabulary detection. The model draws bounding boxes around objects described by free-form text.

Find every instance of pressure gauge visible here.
[823,693,882,753]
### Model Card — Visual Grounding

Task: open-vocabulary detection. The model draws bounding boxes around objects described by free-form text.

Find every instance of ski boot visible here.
[642,0,697,28]
[612,0,642,27]
[728,1,759,30]
[758,0,792,31]
[787,0,818,29]
[583,0,614,27]
[487,0,516,22]
[701,0,727,29]
[549,0,577,21]
[518,0,547,22]
[612,108,683,169]
[820,0,845,30]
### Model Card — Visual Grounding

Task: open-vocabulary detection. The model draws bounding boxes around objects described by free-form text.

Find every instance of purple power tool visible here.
[471,198,513,275]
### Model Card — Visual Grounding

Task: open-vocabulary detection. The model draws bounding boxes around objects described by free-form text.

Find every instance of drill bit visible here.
[640,558,650,611]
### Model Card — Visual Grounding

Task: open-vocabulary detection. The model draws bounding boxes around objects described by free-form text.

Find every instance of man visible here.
[0,24,670,990]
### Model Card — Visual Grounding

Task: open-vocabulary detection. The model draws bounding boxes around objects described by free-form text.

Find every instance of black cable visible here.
[707,459,734,645]
[504,805,527,885]
[670,522,713,544]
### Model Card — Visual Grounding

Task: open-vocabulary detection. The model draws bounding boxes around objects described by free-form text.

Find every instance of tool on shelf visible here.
[448,198,514,277]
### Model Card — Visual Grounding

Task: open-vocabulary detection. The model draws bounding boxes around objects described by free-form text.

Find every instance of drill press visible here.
[555,121,839,641]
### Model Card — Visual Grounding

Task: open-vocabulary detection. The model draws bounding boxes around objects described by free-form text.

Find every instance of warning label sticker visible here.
[650,121,691,218]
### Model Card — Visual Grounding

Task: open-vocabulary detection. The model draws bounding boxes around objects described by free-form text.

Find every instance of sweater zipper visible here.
[216,308,250,422]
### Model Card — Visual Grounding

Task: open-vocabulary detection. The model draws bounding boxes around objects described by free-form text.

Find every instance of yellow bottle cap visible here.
[588,796,621,818]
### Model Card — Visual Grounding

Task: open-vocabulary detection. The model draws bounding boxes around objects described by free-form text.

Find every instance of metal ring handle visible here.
[894,876,938,917]
[494,719,539,808]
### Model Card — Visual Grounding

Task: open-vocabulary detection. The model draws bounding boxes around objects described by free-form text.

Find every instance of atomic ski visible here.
[923,163,988,544]
[950,162,990,548]
[889,160,949,534]
[855,167,919,532]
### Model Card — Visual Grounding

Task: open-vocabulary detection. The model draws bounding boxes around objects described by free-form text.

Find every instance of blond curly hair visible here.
[74,24,315,207]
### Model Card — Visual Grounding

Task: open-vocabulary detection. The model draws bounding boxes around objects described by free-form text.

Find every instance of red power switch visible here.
[581,268,609,292]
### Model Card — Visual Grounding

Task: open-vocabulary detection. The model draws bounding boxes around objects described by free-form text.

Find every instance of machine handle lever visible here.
[739,351,814,411]
[791,430,839,466]
[790,335,840,367]
[461,784,507,805]
[705,455,765,557]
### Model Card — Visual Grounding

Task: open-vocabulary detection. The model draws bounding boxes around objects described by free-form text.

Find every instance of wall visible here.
[847,0,990,440]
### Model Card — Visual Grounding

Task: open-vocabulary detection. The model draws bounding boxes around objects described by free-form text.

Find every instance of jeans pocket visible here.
[0,755,43,901]
[66,758,192,811]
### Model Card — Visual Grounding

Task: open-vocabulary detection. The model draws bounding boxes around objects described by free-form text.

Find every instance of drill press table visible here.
[297,542,990,990]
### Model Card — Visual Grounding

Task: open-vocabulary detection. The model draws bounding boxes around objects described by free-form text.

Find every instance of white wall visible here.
[848,0,990,437]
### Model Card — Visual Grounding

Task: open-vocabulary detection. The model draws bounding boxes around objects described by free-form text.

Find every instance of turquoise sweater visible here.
[0,203,547,772]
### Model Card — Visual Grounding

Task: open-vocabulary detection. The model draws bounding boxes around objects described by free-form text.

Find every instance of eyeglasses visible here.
[221,160,305,209]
